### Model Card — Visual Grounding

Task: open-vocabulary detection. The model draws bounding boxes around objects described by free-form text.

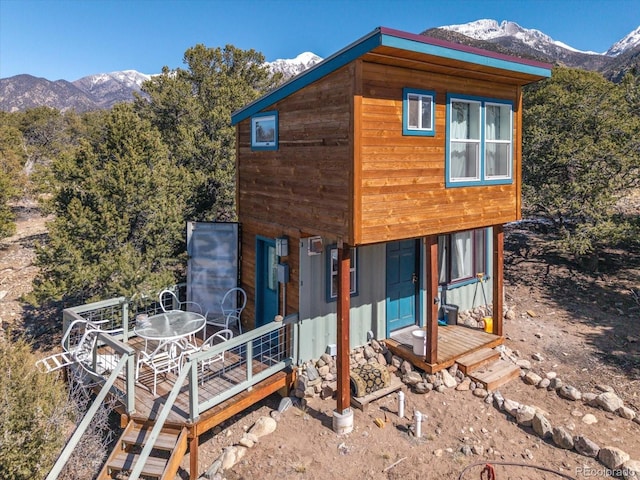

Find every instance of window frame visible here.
[446,94,513,187]
[326,245,358,302]
[402,88,436,137]
[251,110,278,151]
[438,228,488,286]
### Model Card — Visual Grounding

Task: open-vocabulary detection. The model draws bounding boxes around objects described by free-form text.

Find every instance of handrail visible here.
[45,343,133,480]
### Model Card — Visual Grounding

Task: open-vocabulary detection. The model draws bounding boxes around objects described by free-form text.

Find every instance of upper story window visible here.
[251,111,278,151]
[326,246,358,302]
[438,228,486,285]
[403,88,435,136]
[447,94,513,186]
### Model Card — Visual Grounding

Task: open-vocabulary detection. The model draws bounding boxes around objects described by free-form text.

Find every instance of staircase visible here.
[456,347,521,391]
[98,421,188,480]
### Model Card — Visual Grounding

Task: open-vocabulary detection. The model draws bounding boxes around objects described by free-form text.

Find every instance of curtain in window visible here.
[452,231,472,280]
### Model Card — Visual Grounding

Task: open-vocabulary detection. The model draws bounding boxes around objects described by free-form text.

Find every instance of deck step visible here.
[456,348,500,374]
[106,452,168,478]
[468,359,521,391]
[120,425,181,451]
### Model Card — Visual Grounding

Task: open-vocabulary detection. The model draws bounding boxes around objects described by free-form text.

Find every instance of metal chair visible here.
[198,328,233,383]
[158,288,203,314]
[136,340,184,396]
[205,287,246,336]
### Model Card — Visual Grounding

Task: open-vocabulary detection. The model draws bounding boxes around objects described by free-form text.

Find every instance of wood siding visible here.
[236,64,355,244]
[356,60,523,245]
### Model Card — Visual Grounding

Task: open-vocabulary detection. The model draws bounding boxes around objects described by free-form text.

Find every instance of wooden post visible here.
[425,236,438,365]
[336,245,351,414]
[492,225,504,337]
[189,435,198,480]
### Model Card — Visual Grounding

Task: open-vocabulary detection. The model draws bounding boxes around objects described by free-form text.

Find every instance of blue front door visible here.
[386,240,418,336]
[256,237,278,327]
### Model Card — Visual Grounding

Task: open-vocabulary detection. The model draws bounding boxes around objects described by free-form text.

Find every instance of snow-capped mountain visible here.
[606,25,640,56]
[266,52,323,79]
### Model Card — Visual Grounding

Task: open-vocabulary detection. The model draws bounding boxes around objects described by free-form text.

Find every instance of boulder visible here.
[596,392,624,413]
[441,369,458,388]
[516,405,537,427]
[532,413,552,439]
[558,385,582,401]
[249,416,277,438]
[573,435,599,457]
[598,446,630,469]
[622,459,640,480]
[552,426,574,449]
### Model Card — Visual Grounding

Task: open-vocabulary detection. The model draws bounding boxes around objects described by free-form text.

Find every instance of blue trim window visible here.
[403,88,435,136]
[446,94,513,186]
[327,246,358,302]
[251,111,278,151]
[438,229,486,285]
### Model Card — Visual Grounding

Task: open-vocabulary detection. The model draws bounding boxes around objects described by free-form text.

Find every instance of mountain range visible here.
[1,19,638,113]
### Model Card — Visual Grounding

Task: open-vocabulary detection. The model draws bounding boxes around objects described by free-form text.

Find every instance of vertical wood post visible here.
[336,245,351,414]
[425,236,439,365]
[492,225,504,337]
[189,435,198,480]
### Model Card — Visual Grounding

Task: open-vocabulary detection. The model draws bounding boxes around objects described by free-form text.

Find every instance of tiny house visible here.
[229,27,551,369]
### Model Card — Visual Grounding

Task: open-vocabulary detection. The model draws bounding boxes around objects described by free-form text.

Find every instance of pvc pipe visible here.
[398,391,405,419]
[415,411,422,438]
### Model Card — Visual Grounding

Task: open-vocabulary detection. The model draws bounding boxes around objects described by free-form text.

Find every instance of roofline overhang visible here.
[231,27,553,125]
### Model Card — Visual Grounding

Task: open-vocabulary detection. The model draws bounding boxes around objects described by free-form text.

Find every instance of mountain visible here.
[2,20,639,113]
[423,20,640,80]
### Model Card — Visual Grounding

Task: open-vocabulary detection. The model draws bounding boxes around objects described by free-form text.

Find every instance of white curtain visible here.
[452,232,471,280]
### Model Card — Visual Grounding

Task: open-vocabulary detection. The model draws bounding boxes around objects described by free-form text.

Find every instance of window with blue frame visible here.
[447,94,513,186]
[438,229,486,285]
[326,246,358,302]
[251,111,278,151]
[403,88,435,136]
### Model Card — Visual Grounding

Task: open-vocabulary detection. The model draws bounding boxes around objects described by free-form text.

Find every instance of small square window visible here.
[251,111,278,151]
[326,246,358,302]
[403,88,435,136]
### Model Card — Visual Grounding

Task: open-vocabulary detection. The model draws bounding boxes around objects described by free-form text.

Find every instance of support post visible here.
[189,435,198,480]
[425,235,438,364]
[336,245,351,414]
[492,225,504,337]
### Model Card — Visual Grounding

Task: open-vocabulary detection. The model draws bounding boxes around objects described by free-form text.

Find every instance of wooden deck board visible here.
[386,325,503,374]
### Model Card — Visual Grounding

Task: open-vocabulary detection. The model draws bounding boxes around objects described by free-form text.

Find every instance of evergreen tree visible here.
[523,67,640,265]
[32,103,188,304]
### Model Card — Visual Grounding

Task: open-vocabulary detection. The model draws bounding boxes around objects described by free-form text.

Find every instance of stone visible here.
[622,459,640,480]
[473,388,488,398]
[582,392,598,405]
[220,446,247,470]
[493,391,505,410]
[573,435,599,457]
[545,371,557,380]
[472,445,484,455]
[598,446,630,470]
[523,371,542,386]
[617,406,636,420]
[503,399,520,417]
[460,445,473,456]
[363,345,376,359]
[249,416,277,438]
[595,384,615,393]
[318,364,330,377]
[436,385,446,393]
[441,369,458,388]
[596,391,624,413]
[537,378,551,389]
[516,405,537,427]
[505,309,516,320]
[306,364,320,381]
[532,352,544,362]
[278,397,293,413]
[400,361,413,374]
[414,382,432,394]
[581,414,598,425]
[403,371,423,386]
[558,385,582,401]
[552,427,574,449]
[516,359,532,370]
[456,378,471,391]
[532,413,552,439]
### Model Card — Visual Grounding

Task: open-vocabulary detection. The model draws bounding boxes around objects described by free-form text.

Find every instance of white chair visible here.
[198,329,233,382]
[205,287,246,336]
[136,341,183,396]
[158,289,203,314]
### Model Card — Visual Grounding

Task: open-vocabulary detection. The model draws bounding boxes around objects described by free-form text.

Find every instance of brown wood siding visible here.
[356,61,523,244]
[237,65,355,244]
[239,219,300,329]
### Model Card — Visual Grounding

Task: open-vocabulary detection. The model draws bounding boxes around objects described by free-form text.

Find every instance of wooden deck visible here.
[385,324,503,374]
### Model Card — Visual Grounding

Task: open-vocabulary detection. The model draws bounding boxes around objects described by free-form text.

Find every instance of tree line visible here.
[0,45,638,309]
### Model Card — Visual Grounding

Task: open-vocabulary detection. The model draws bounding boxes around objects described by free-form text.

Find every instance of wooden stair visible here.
[457,348,521,391]
[98,421,188,479]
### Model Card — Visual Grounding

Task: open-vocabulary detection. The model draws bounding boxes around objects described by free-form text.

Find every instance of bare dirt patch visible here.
[1,208,638,479]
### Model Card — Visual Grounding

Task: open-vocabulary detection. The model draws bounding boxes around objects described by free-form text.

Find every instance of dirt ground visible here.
[1,203,638,480]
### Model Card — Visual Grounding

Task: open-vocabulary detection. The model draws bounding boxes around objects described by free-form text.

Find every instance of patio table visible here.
[134,310,206,342]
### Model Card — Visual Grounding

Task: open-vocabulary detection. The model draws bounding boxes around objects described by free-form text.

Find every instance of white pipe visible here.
[415,411,422,438]
[398,391,405,419]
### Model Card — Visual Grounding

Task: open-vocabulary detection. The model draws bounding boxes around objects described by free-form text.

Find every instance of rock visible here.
[596,391,624,413]
[436,385,446,393]
[278,397,293,413]
[617,406,636,420]
[532,413,552,439]
[448,363,459,376]
[460,445,473,456]
[523,371,542,386]
[516,405,537,427]
[473,388,487,398]
[503,399,520,417]
[537,378,550,389]
[414,382,432,394]
[433,449,443,457]
[318,364,330,377]
[532,352,544,362]
[545,371,557,380]
[581,414,598,425]
[493,391,505,410]
[549,377,563,390]
[552,427,574,449]
[403,371,423,386]
[456,378,471,391]
[400,361,413,375]
[558,385,582,401]
[598,446,630,469]
[220,445,247,470]
[441,369,457,388]
[484,393,493,404]
[622,459,640,480]
[516,359,532,370]
[595,384,615,393]
[582,392,598,405]
[306,364,320,382]
[249,416,277,438]
[505,309,516,320]
[472,445,484,455]
[573,436,599,457]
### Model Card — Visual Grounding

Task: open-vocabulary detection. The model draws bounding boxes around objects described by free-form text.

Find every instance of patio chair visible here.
[158,289,204,314]
[205,287,246,336]
[136,340,184,396]
[198,328,233,383]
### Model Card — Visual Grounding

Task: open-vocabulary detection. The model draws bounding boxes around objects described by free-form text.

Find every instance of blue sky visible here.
[1,0,638,80]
